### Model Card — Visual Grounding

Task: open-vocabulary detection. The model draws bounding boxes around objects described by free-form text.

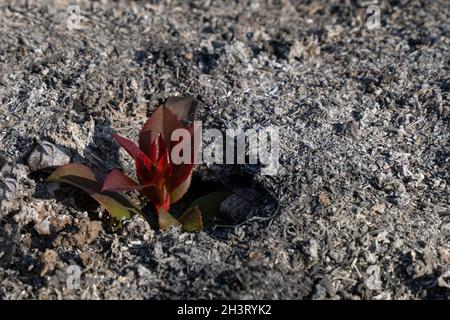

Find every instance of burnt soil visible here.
[0,0,449,299]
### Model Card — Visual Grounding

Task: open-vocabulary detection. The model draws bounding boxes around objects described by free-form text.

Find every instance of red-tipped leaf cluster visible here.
[102,97,198,214]
[47,96,233,231]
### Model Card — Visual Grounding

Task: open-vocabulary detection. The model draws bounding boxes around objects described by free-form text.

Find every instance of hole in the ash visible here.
[166,169,276,227]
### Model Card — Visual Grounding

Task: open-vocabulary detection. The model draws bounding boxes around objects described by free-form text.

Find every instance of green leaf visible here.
[179,206,203,232]
[47,163,141,221]
[187,191,232,228]
[158,207,182,230]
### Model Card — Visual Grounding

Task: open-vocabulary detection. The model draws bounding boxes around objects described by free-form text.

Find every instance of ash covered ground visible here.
[0,0,449,299]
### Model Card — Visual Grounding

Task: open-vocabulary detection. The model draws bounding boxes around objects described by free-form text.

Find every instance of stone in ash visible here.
[27,141,71,171]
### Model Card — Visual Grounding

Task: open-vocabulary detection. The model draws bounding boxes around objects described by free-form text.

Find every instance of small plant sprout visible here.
[48,96,230,231]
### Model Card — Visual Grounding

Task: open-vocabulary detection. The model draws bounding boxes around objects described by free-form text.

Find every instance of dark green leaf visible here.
[158,207,182,230]
[47,163,141,221]
[179,206,203,232]
[187,191,232,228]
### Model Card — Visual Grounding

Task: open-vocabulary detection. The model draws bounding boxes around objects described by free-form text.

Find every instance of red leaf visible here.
[102,169,141,192]
[164,96,198,127]
[146,135,171,192]
[170,174,191,204]
[112,134,142,161]
[112,134,155,184]
[168,163,190,191]
[168,124,199,192]
[102,169,167,210]
[139,105,182,156]
[134,152,155,184]
[142,185,165,209]
[149,134,162,164]
[150,134,170,172]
